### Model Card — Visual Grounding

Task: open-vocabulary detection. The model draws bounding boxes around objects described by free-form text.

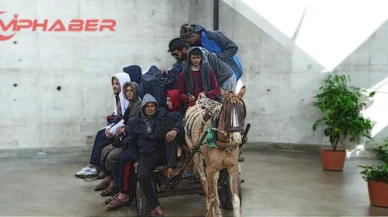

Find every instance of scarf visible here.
[191,66,200,71]
[183,59,211,96]
[115,95,122,116]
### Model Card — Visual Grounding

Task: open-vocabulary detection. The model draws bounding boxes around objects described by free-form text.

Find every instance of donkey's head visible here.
[219,86,247,146]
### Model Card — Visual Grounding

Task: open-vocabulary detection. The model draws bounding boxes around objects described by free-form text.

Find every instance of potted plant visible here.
[312,74,374,171]
[360,140,388,207]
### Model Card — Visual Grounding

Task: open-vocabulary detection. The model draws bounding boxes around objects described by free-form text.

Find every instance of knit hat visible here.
[180,24,195,40]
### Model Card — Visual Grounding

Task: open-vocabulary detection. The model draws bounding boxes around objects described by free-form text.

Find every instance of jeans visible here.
[112,149,134,193]
[137,139,177,209]
[89,128,109,168]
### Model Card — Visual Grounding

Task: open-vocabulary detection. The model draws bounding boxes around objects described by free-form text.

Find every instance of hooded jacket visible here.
[109,82,142,134]
[123,65,145,98]
[182,46,234,88]
[167,89,185,129]
[111,72,131,117]
[128,94,183,162]
[123,82,142,125]
[107,72,131,132]
[167,89,182,113]
[123,65,141,85]
[178,47,220,105]
[192,24,243,80]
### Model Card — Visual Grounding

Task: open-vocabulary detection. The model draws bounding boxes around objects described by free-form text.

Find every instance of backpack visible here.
[141,66,178,109]
[123,65,142,85]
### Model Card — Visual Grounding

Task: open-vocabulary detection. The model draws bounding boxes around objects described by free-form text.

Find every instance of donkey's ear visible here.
[237,85,246,99]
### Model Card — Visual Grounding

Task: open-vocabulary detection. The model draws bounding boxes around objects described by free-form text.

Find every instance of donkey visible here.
[184,86,246,217]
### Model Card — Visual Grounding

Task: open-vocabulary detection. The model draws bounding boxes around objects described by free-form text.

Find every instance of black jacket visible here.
[127,107,182,162]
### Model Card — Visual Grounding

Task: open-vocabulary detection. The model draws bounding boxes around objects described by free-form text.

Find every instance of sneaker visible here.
[75,167,98,178]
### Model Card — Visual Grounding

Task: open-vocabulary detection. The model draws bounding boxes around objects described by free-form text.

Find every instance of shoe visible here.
[95,180,110,191]
[105,197,131,211]
[150,209,165,217]
[105,194,119,205]
[75,167,98,178]
[100,185,114,197]
[162,168,178,180]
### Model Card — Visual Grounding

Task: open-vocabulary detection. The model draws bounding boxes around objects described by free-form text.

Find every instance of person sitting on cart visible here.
[166,89,186,157]
[128,94,183,217]
[178,47,220,107]
[180,23,243,81]
[169,38,236,95]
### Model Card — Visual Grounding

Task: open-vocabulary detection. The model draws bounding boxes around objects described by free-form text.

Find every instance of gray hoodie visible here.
[141,94,158,112]
[182,46,234,86]
[141,94,158,137]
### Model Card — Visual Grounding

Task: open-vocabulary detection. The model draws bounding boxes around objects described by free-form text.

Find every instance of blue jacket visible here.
[169,60,183,77]
[193,24,243,80]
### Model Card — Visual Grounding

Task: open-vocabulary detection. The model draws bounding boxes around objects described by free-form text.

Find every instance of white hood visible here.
[112,72,131,116]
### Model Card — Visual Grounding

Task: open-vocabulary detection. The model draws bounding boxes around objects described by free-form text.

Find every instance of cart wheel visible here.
[218,172,242,210]
[135,182,151,217]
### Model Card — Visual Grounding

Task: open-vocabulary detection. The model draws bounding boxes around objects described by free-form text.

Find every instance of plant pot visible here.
[368,181,388,207]
[321,150,346,171]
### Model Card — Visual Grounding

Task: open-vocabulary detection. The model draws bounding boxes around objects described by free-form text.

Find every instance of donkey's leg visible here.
[193,155,208,197]
[194,155,212,216]
[229,165,241,217]
[205,166,218,217]
[213,170,222,217]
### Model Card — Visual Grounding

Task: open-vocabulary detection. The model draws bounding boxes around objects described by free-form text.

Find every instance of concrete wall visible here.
[0,0,196,150]
[334,20,388,142]
[219,0,388,145]
[1,0,388,152]
[219,1,325,145]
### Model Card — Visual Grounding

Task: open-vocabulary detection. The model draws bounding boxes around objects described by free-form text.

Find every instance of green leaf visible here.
[312,73,374,151]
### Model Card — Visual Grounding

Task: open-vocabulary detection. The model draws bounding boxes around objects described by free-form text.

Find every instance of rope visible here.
[189,96,234,149]
[195,96,207,125]
[195,95,222,126]
[209,127,228,136]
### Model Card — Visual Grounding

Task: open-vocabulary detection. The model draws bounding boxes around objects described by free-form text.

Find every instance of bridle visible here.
[219,99,246,134]
[189,94,246,148]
